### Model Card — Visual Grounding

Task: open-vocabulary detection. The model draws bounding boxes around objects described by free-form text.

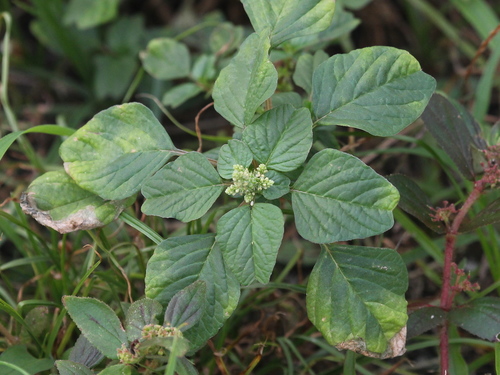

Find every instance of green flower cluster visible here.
[225,164,274,204]
[117,324,183,364]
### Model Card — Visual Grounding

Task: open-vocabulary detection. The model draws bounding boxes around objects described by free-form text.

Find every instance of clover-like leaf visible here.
[291,149,399,243]
[141,152,224,222]
[212,32,277,128]
[307,244,408,357]
[60,103,175,200]
[216,203,284,285]
[20,171,134,233]
[145,234,240,350]
[242,105,313,172]
[241,0,336,47]
[63,296,127,359]
[140,38,190,80]
[312,46,436,136]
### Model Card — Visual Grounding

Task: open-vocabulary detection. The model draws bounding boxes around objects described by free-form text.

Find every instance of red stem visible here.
[439,181,485,375]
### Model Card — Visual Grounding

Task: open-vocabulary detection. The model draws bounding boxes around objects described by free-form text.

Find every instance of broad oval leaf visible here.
[241,0,336,47]
[262,170,290,200]
[407,306,446,339]
[312,46,436,136]
[212,32,277,128]
[64,0,119,29]
[242,105,313,172]
[449,297,500,342]
[125,298,163,342]
[145,234,240,350]
[140,38,190,80]
[60,103,175,200]
[217,140,253,179]
[460,196,500,232]
[164,280,207,332]
[162,83,203,109]
[216,203,284,285]
[141,152,224,222]
[291,149,399,243]
[20,171,133,233]
[307,245,408,357]
[63,296,127,359]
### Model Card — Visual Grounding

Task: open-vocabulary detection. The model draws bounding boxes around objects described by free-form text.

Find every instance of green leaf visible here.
[55,360,94,375]
[162,83,203,109]
[217,140,253,179]
[293,50,329,95]
[421,92,487,181]
[0,125,74,161]
[262,170,290,200]
[460,197,500,232]
[60,103,175,200]
[125,298,163,342]
[291,149,399,243]
[449,297,500,342]
[140,38,190,80]
[141,152,224,222]
[69,335,104,369]
[145,234,240,350]
[407,307,446,339]
[387,174,445,234]
[63,296,128,359]
[20,171,133,233]
[64,0,120,29]
[0,345,53,375]
[241,0,336,46]
[270,92,303,108]
[94,55,137,100]
[312,46,436,136]
[164,280,206,331]
[212,32,277,128]
[209,22,244,56]
[176,357,199,375]
[216,203,284,285]
[307,244,408,357]
[242,105,313,172]
[191,54,217,82]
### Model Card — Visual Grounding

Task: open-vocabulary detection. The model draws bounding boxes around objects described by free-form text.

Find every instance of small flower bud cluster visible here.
[117,324,183,364]
[225,164,274,204]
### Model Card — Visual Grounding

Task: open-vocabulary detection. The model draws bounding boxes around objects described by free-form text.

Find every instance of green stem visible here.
[343,350,356,375]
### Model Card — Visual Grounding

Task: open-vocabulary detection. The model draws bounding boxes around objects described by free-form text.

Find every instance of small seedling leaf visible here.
[60,103,175,200]
[145,234,240,350]
[63,296,128,359]
[217,140,253,179]
[125,298,163,342]
[241,0,336,46]
[212,32,277,128]
[140,38,190,80]
[421,93,487,180]
[242,105,313,172]
[449,297,500,342]
[141,152,224,222]
[312,46,436,136]
[164,280,207,331]
[20,171,133,233]
[216,203,284,285]
[307,244,408,357]
[291,149,399,243]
